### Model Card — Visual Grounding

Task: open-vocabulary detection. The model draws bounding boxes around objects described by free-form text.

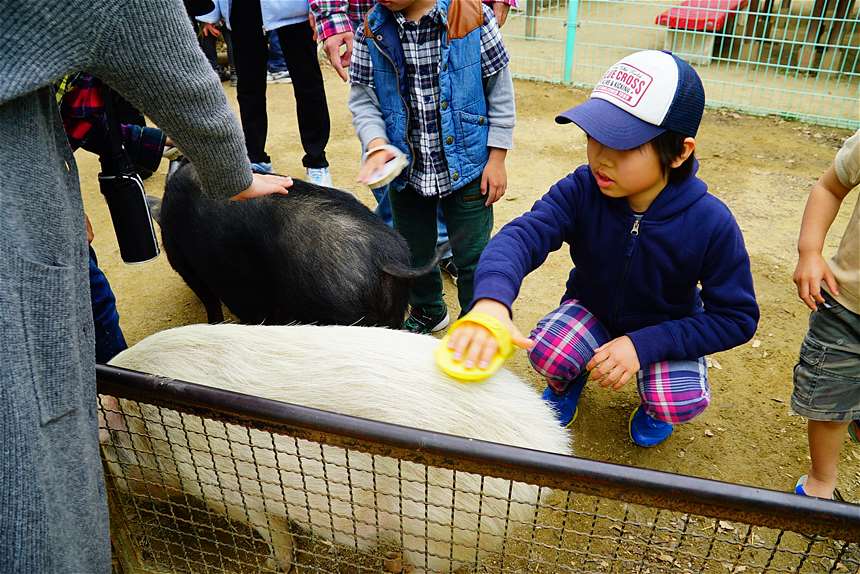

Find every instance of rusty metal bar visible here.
[96,364,860,543]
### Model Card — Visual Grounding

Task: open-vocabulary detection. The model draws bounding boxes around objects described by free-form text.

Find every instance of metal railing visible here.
[503,0,860,129]
[98,365,860,573]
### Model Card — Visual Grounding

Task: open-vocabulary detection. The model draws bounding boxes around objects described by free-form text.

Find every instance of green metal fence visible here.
[504,0,860,129]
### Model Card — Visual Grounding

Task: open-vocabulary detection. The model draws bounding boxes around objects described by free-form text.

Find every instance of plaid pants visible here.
[528,300,710,424]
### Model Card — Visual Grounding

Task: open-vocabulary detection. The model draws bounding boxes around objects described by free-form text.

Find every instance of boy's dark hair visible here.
[650,130,695,183]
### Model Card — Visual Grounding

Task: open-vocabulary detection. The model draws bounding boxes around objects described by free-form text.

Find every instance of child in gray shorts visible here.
[791,129,860,499]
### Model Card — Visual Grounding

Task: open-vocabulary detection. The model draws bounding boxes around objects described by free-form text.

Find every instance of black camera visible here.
[98,88,160,264]
[98,171,160,264]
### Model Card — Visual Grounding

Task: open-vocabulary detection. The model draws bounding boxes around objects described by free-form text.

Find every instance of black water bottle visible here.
[98,88,160,264]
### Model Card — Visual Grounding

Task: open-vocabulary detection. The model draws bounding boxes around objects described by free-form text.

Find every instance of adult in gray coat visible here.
[0,0,291,571]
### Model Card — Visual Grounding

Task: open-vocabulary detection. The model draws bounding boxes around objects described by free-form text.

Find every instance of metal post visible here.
[525,0,538,39]
[564,0,579,83]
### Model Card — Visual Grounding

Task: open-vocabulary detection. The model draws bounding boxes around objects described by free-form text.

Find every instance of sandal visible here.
[435,311,515,382]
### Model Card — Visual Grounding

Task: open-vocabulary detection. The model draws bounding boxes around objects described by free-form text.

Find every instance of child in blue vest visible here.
[447,50,759,447]
[349,0,515,333]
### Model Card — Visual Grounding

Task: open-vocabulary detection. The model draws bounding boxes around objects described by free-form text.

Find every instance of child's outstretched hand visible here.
[587,336,640,390]
[446,299,534,370]
[357,138,396,185]
[793,252,839,311]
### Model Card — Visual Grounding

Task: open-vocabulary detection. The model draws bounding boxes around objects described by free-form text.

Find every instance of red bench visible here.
[656,0,749,64]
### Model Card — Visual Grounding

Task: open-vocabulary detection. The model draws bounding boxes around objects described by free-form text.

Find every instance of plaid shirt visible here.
[351,4,508,196]
[55,73,165,172]
[311,0,517,41]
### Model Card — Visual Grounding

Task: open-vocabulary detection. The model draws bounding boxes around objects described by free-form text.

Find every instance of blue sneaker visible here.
[628,405,674,447]
[795,475,845,501]
[541,375,586,428]
[795,475,810,496]
[251,161,273,174]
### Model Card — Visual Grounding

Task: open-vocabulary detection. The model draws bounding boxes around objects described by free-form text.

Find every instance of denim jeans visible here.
[89,247,127,363]
[267,30,288,73]
[792,293,860,421]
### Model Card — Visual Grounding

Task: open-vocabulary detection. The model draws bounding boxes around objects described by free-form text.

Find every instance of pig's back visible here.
[110,323,573,456]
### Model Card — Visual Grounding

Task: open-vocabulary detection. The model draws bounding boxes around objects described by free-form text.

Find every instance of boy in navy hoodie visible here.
[446,50,759,448]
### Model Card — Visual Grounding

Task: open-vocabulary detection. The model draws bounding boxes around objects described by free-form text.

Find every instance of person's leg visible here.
[436,205,454,280]
[89,247,127,363]
[267,30,289,74]
[389,185,446,322]
[804,420,850,498]
[230,0,270,166]
[197,22,220,70]
[276,22,330,170]
[371,184,394,227]
[439,178,492,315]
[528,299,611,426]
[636,358,710,424]
[529,300,611,391]
[791,293,860,497]
[436,205,450,250]
[630,357,708,447]
[223,27,235,70]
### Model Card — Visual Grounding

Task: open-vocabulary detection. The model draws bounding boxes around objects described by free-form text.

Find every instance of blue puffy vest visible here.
[363,0,490,192]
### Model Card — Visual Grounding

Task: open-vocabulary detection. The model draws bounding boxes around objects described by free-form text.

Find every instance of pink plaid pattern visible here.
[636,357,709,423]
[529,300,710,423]
[528,300,609,390]
[311,0,519,41]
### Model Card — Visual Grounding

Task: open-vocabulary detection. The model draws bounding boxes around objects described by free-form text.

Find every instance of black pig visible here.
[154,161,434,328]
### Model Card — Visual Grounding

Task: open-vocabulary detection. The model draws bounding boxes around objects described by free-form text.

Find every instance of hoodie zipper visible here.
[372,33,416,181]
[611,217,642,326]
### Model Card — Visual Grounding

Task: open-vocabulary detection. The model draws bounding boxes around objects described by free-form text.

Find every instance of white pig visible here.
[102,324,572,573]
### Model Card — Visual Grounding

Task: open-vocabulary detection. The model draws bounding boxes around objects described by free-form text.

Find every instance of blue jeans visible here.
[267,30,288,73]
[372,185,451,254]
[89,247,127,363]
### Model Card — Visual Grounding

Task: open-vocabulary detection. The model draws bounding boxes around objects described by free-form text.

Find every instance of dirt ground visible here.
[79,68,859,501]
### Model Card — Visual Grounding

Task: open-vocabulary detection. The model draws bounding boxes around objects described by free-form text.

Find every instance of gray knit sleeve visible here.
[89,0,252,199]
[349,84,388,153]
[484,67,515,150]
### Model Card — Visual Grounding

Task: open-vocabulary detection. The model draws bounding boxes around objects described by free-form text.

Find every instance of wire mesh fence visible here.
[503,0,860,129]
[98,365,860,574]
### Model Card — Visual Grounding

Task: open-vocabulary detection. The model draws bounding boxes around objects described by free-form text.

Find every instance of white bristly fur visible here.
[104,324,572,573]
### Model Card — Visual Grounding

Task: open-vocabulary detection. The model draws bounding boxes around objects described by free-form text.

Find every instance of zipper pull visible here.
[625,218,641,257]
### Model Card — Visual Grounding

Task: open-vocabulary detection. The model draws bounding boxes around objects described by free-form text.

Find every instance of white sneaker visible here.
[268,70,291,84]
[306,167,333,187]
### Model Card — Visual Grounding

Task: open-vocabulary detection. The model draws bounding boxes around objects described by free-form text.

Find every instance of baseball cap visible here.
[556,50,705,150]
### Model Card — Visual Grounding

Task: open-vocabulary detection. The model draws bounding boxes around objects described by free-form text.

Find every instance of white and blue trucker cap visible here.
[556,50,705,150]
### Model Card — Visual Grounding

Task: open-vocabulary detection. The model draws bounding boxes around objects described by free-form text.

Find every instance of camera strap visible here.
[100,87,135,177]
